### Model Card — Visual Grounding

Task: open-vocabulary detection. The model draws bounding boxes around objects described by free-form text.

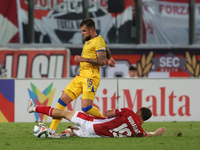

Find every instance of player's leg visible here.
[52,108,75,121]
[49,92,72,133]
[82,99,104,117]
[70,111,101,137]
[81,77,104,118]
[27,99,75,121]
[27,99,74,138]
[49,77,82,133]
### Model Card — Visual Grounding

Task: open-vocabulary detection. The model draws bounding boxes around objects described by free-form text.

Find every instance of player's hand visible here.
[74,55,86,62]
[108,58,115,68]
[155,127,166,136]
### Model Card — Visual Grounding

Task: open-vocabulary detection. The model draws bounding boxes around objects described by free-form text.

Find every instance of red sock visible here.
[35,106,54,117]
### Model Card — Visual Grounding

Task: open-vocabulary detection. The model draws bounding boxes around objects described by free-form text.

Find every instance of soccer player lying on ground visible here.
[27,99,166,138]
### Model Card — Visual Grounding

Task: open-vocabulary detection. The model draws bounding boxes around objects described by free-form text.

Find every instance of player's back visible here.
[93,108,147,137]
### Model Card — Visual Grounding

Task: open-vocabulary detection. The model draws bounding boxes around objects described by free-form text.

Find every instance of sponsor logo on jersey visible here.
[100,47,106,50]
[87,41,91,45]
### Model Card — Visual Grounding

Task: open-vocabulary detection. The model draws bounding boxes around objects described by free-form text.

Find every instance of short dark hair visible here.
[80,18,95,30]
[129,65,137,71]
[139,107,152,121]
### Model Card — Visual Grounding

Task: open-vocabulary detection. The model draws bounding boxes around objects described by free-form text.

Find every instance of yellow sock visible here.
[85,106,104,118]
[49,102,66,131]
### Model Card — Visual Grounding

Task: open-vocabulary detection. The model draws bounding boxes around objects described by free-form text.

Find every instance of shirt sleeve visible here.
[139,131,147,137]
[115,108,131,116]
[115,108,122,117]
[94,37,106,52]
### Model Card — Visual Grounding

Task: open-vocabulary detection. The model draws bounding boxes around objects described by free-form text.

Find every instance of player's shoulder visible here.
[117,108,133,114]
[95,34,103,39]
[98,35,104,41]
[120,107,132,111]
[93,34,105,44]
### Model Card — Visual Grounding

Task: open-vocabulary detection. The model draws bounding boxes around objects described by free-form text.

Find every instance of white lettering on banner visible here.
[57,20,80,31]
[24,0,107,13]
[5,55,13,78]
[151,53,187,73]
[160,68,178,72]
[17,55,28,78]
[32,55,64,78]
[56,19,101,31]
[32,55,48,78]
[4,53,66,78]
[159,57,179,67]
[122,87,191,117]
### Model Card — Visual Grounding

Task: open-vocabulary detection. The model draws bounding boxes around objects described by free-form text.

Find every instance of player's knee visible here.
[82,105,92,112]
[60,92,73,104]
[60,91,67,100]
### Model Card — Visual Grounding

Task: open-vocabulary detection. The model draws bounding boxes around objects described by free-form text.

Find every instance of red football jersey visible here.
[93,108,147,137]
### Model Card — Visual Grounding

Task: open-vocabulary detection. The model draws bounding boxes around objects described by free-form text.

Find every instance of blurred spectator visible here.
[128,65,138,78]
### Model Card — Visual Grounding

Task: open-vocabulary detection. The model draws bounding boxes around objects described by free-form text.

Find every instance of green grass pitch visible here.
[0,122,200,150]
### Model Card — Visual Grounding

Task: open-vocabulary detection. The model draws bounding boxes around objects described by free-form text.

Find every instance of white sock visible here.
[33,107,36,111]
[48,128,55,134]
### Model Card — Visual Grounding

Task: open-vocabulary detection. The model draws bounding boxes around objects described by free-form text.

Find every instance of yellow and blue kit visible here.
[50,34,106,131]
[65,34,106,101]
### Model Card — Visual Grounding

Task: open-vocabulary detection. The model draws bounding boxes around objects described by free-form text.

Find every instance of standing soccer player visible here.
[49,18,115,134]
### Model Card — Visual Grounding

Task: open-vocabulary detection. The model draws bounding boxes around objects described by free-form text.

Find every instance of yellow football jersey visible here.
[79,34,106,73]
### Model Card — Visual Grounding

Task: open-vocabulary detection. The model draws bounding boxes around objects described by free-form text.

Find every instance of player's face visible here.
[81,25,91,41]
[136,110,141,116]
[129,70,137,77]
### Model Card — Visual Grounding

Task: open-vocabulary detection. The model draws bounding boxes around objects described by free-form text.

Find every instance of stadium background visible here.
[0,0,200,123]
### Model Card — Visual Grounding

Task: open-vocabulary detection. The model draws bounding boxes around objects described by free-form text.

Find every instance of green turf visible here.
[0,122,200,150]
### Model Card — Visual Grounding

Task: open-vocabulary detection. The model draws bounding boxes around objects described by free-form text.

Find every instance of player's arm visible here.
[105,109,116,118]
[106,46,111,60]
[106,47,115,68]
[145,127,166,137]
[64,125,79,137]
[74,51,106,66]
